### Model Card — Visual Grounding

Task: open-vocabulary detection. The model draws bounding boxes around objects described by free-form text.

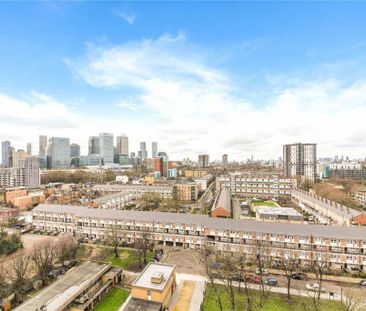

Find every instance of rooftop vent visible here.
[151,271,164,284]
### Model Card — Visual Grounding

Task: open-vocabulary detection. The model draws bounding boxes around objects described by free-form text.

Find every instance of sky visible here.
[1,1,366,161]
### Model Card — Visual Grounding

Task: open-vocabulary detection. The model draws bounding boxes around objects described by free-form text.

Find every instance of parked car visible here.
[359,280,366,287]
[292,272,308,280]
[306,283,326,293]
[232,272,244,282]
[245,274,261,284]
[264,277,278,286]
[255,268,269,275]
[211,262,223,270]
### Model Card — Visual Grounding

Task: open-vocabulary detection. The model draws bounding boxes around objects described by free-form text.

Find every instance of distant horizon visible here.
[1,2,366,159]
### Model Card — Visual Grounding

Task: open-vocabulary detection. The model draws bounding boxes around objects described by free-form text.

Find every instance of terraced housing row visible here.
[32,204,366,271]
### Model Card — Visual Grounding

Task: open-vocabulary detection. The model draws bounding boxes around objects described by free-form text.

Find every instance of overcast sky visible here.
[1,2,366,161]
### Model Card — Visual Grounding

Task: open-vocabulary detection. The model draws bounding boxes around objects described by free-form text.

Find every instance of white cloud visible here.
[65,33,366,160]
[116,11,136,25]
[3,34,366,161]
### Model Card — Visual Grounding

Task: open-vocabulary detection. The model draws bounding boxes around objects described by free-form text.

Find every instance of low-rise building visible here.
[184,170,208,178]
[93,184,173,199]
[195,174,213,192]
[4,187,27,206]
[292,188,361,226]
[13,192,46,210]
[352,191,366,208]
[123,262,176,311]
[90,192,134,209]
[0,207,19,224]
[32,204,366,271]
[173,182,198,202]
[13,261,122,311]
[217,173,294,200]
[211,187,232,218]
[116,175,129,184]
[255,206,303,223]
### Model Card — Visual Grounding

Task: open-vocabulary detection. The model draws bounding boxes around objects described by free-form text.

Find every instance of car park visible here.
[264,277,278,286]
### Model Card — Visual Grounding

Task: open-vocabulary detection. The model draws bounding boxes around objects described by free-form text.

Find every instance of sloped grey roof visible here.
[33,204,366,240]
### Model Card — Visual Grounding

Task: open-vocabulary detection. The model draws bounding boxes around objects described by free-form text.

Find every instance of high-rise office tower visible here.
[283,143,317,182]
[222,154,228,166]
[26,143,32,155]
[88,136,100,155]
[70,143,81,157]
[152,142,158,158]
[39,135,47,156]
[116,134,129,155]
[99,133,114,165]
[1,141,11,168]
[47,137,70,169]
[198,154,210,167]
[138,142,148,159]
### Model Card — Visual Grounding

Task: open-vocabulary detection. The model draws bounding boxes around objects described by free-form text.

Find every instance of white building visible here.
[283,143,317,182]
[116,175,129,184]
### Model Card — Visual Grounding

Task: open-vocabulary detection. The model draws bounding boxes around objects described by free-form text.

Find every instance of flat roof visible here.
[93,191,132,204]
[256,206,303,217]
[132,262,175,291]
[14,261,110,311]
[33,204,366,240]
[124,298,162,311]
[93,184,173,191]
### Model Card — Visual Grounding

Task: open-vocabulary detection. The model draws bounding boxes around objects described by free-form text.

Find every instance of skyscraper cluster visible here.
[1,134,161,170]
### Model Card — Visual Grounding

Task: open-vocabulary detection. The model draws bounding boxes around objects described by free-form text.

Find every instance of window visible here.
[147,291,152,300]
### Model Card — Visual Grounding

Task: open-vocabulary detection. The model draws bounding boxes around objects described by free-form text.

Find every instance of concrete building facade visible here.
[283,143,317,182]
[32,204,366,271]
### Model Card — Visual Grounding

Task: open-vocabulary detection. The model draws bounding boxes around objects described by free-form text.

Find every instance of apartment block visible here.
[173,183,198,202]
[90,192,134,209]
[283,143,317,182]
[184,170,208,178]
[216,173,294,199]
[32,204,366,271]
[93,184,173,199]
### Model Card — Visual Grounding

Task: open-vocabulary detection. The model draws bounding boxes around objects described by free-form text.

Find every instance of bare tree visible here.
[31,238,58,285]
[312,254,329,300]
[255,242,271,310]
[138,192,162,211]
[56,233,79,265]
[283,254,300,301]
[7,255,31,302]
[204,247,224,311]
[106,225,125,258]
[0,264,8,301]
[220,254,237,311]
[340,285,364,311]
[134,230,154,268]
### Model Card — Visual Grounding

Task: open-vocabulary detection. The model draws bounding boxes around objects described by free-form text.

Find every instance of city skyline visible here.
[1,2,366,159]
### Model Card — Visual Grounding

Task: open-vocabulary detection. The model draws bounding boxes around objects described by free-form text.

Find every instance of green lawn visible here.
[94,288,130,311]
[203,286,343,311]
[251,200,277,207]
[106,249,155,270]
